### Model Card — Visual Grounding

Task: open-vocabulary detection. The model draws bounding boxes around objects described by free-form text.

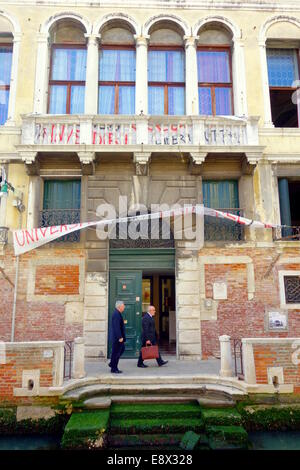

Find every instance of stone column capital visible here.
[134,35,150,47]
[183,35,199,48]
[36,33,49,44]
[85,33,101,46]
[133,152,151,176]
[78,151,96,164]
[20,151,38,164]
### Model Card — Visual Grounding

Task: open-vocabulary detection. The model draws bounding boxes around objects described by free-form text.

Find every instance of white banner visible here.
[13,205,277,256]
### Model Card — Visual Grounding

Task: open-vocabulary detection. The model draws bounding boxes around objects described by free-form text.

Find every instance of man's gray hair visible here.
[147,305,154,312]
[115,300,124,309]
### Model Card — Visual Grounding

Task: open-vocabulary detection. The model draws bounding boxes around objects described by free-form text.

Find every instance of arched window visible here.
[148,22,185,115]
[0,16,14,124]
[196,24,233,116]
[264,21,300,128]
[48,20,87,114]
[98,22,136,115]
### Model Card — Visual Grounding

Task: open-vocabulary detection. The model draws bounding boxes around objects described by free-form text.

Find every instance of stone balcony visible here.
[17,114,263,174]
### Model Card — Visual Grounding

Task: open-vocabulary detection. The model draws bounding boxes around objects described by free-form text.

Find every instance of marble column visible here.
[85,34,100,114]
[184,36,199,115]
[134,35,149,115]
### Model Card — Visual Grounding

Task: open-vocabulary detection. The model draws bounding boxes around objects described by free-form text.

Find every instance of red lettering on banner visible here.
[92,130,96,144]
[59,125,65,142]
[25,230,35,244]
[124,134,128,144]
[51,125,56,144]
[42,127,47,142]
[60,225,68,232]
[108,133,113,144]
[14,231,25,247]
[224,212,237,222]
[39,227,48,238]
[99,135,103,145]
[50,226,59,235]
[67,128,73,144]
[75,127,80,144]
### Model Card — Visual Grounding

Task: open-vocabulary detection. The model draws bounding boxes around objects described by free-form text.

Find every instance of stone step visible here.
[108,433,184,448]
[62,382,245,401]
[109,402,202,419]
[83,397,112,409]
[109,416,204,434]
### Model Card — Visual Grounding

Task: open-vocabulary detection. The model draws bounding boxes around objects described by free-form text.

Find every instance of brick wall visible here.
[200,247,300,359]
[0,247,85,342]
[35,265,80,295]
[253,343,300,389]
[0,342,63,404]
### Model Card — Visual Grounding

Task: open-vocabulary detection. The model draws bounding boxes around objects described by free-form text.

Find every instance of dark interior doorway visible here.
[142,272,176,355]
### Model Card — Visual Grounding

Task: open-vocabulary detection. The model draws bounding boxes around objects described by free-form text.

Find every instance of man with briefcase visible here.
[137,305,168,368]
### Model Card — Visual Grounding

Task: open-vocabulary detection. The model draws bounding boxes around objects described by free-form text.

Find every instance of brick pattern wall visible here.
[35,264,80,295]
[0,345,54,402]
[0,247,84,342]
[253,343,300,392]
[200,248,300,359]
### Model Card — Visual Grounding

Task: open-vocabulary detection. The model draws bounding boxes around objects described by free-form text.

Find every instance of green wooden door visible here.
[108,271,142,358]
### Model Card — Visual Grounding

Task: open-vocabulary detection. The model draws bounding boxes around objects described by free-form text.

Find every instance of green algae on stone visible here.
[206,425,249,447]
[109,402,202,420]
[109,416,204,434]
[202,408,242,426]
[61,410,110,449]
[239,404,300,431]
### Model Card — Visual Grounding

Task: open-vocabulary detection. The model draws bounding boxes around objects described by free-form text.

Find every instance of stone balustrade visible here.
[20,114,260,148]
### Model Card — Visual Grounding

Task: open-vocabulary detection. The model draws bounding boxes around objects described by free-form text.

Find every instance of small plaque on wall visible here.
[213,282,227,300]
[268,311,287,330]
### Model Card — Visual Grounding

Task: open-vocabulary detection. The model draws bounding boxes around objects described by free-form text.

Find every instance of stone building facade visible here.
[0,0,300,361]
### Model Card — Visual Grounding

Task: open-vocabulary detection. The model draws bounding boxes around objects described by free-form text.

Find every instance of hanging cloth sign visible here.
[12,205,278,257]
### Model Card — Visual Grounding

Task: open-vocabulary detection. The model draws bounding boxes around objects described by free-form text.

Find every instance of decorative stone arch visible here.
[0,9,21,36]
[258,15,300,127]
[40,11,92,36]
[0,10,21,125]
[143,14,189,37]
[94,13,140,36]
[193,15,247,117]
[259,14,300,44]
[192,15,241,41]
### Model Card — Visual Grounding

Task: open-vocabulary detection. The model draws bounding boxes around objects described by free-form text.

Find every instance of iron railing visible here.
[205,208,244,242]
[273,226,300,241]
[39,209,80,242]
[63,341,74,380]
[232,338,244,380]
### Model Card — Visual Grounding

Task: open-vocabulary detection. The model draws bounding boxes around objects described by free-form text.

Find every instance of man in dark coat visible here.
[109,300,126,373]
[137,305,168,368]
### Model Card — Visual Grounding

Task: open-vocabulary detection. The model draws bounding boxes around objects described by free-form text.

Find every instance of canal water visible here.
[1,432,300,450]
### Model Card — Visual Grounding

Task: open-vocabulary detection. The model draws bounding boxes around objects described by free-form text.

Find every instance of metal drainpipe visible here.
[11,209,22,342]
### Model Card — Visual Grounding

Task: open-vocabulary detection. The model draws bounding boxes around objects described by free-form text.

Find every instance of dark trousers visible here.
[111,341,125,372]
[137,341,164,366]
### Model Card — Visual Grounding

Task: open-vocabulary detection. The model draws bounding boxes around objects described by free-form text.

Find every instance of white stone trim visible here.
[94,13,140,35]
[278,270,300,309]
[192,15,241,40]
[40,11,92,35]
[242,337,300,344]
[267,366,284,385]
[259,14,300,44]
[144,13,189,37]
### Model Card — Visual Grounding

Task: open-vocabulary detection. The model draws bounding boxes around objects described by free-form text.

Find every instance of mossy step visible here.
[110,416,204,434]
[61,410,110,449]
[180,431,209,450]
[206,425,248,447]
[110,402,202,419]
[202,408,242,426]
[238,404,300,431]
[108,433,184,448]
